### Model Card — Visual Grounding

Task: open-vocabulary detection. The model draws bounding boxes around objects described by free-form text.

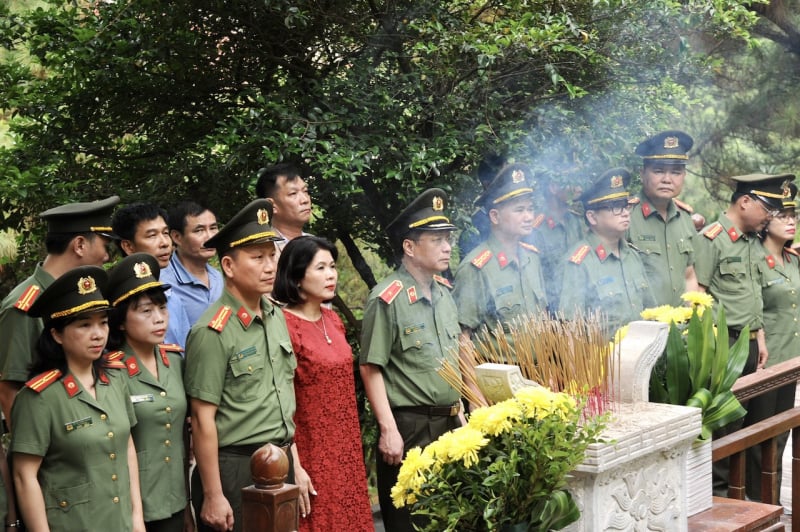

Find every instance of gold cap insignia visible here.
[783,180,791,198]
[511,169,525,184]
[432,196,444,211]
[257,208,269,225]
[77,276,97,295]
[610,175,623,188]
[664,136,679,149]
[133,261,152,279]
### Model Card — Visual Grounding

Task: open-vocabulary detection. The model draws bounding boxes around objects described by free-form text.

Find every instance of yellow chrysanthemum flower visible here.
[640,304,672,321]
[445,426,489,467]
[681,291,714,309]
[467,398,523,436]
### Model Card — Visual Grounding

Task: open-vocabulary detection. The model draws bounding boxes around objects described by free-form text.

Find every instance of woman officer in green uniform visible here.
[11,266,145,532]
[106,253,193,532]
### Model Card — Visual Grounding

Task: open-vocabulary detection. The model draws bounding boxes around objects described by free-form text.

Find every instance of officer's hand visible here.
[294,465,317,518]
[201,493,235,532]
[379,426,404,466]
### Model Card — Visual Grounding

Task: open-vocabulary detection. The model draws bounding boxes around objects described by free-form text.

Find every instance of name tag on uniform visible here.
[404,323,425,335]
[724,256,742,263]
[637,235,656,242]
[598,276,615,286]
[65,417,92,432]
[495,285,513,297]
[767,278,785,287]
[130,394,154,404]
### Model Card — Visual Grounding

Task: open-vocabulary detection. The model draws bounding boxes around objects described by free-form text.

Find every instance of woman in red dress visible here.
[273,236,374,532]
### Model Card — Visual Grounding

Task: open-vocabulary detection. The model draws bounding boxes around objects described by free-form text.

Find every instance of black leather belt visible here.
[393,403,460,417]
[728,327,759,341]
[219,440,293,456]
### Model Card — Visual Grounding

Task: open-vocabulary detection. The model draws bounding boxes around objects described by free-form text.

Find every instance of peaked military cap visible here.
[733,173,796,211]
[476,163,535,208]
[386,188,457,245]
[28,266,110,324]
[581,167,632,208]
[107,253,170,307]
[40,196,120,238]
[635,131,694,165]
[203,199,281,257]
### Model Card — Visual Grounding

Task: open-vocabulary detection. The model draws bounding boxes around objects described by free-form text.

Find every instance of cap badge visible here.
[664,136,679,149]
[133,261,152,279]
[432,196,444,211]
[782,180,791,198]
[257,208,269,225]
[610,175,623,188]
[511,169,525,184]
[77,276,97,295]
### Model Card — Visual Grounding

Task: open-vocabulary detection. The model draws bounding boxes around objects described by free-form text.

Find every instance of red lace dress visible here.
[283,307,374,532]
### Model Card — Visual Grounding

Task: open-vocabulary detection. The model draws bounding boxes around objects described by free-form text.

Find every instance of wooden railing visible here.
[711,357,800,524]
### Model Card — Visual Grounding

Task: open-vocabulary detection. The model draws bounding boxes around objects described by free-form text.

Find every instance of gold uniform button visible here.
[59,501,67,508]
[107,431,114,438]
[165,456,171,463]
[165,407,172,413]
[100,414,107,420]
[113,496,120,503]
[109,453,116,460]
[111,474,118,481]
[415,340,421,347]
[160,391,167,397]
[247,365,253,372]
[165,440,171,447]
[165,423,172,430]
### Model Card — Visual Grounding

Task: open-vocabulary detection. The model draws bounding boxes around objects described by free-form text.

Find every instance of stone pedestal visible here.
[565,403,701,531]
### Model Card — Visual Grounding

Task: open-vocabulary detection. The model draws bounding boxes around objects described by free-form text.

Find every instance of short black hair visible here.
[111,202,168,253]
[167,201,212,234]
[44,231,97,255]
[255,163,303,199]
[273,236,338,305]
[106,288,168,350]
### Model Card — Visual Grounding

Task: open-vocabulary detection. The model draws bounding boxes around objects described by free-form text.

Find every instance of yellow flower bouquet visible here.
[391,387,606,531]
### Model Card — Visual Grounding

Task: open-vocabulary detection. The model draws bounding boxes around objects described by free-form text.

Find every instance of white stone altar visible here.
[475,320,706,531]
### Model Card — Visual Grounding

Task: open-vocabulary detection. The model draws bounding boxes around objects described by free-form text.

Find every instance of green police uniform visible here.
[183,199,295,532]
[0,196,119,386]
[116,344,188,523]
[628,195,696,307]
[360,265,461,408]
[362,188,462,532]
[558,232,654,336]
[11,369,136,532]
[693,214,766,334]
[558,167,655,337]
[453,235,547,334]
[0,265,55,382]
[530,210,585,311]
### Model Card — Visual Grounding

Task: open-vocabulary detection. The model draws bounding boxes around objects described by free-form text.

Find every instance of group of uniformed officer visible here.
[0,128,796,532]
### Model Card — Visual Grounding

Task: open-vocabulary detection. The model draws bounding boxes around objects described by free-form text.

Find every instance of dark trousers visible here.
[712,334,758,496]
[193,445,294,532]
[146,510,186,532]
[744,381,796,501]
[377,410,460,532]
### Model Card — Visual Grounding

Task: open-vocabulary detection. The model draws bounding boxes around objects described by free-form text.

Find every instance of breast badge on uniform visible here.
[208,305,233,332]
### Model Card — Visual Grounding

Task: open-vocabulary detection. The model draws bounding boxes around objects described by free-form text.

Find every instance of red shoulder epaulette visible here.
[379,280,403,304]
[785,247,800,258]
[433,275,453,289]
[532,213,545,228]
[471,249,492,269]
[673,198,694,214]
[13,285,41,313]
[104,350,124,362]
[158,343,183,367]
[519,242,539,253]
[25,369,62,393]
[703,222,723,240]
[569,245,591,265]
[628,197,641,205]
[208,305,233,332]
